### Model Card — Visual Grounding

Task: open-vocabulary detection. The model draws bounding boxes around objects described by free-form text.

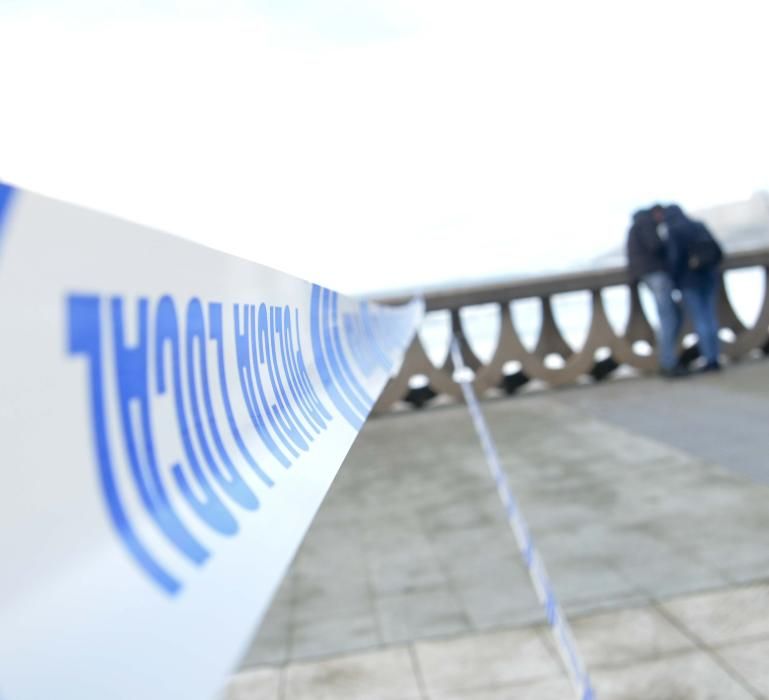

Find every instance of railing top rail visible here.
[378,247,769,312]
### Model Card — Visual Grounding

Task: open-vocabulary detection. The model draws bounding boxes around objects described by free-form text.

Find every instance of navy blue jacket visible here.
[665,205,723,288]
[626,209,667,280]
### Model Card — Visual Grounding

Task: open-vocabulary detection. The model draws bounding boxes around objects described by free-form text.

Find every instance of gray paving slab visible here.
[282,647,422,700]
[239,600,291,667]
[429,677,574,700]
[555,358,769,484]
[589,650,758,699]
[569,606,695,669]
[454,568,544,631]
[413,627,561,697]
[374,586,470,645]
[289,611,381,660]
[238,360,769,671]
[661,583,769,647]
[717,638,769,698]
[224,667,281,700]
[224,592,769,699]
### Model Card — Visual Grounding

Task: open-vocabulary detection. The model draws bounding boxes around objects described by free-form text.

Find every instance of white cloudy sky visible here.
[0,1,768,295]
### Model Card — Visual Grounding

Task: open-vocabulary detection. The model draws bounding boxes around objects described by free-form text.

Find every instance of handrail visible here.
[373,247,769,412]
[378,249,769,311]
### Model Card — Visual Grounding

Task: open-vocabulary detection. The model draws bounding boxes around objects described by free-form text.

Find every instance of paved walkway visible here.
[556,359,769,485]
[226,358,769,699]
[226,584,769,699]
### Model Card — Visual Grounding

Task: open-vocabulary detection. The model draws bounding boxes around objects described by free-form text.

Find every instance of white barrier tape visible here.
[450,339,595,700]
[0,182,423,700]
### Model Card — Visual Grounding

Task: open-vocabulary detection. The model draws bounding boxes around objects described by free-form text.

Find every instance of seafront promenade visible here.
[224,358,769,699]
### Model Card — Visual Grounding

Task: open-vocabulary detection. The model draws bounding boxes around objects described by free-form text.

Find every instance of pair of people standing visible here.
[627,203,723,377]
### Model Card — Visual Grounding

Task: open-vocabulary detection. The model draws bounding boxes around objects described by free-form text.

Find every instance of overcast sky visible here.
[1,1,768,295]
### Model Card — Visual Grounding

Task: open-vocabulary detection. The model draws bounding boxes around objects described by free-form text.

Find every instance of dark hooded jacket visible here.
[665,205,723,288]
[626,208,667,280]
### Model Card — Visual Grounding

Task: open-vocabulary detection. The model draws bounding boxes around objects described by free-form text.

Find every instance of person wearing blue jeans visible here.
[666,205,723,371]
[642,269,683,373]
[680,271,720,368]
[627,207,685,376]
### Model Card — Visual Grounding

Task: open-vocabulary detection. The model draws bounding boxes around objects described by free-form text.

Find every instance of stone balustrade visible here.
[373,248,769,412]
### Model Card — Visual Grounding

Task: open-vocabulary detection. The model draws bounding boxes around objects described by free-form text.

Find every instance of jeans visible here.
[643,271,682,371]
[682,272,720,365]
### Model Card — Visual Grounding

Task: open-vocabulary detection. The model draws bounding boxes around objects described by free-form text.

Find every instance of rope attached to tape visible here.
[450,338,595,700]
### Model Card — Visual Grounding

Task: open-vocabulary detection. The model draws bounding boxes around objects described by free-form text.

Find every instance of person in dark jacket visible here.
[665,204,723,372]
[626,206,684,376]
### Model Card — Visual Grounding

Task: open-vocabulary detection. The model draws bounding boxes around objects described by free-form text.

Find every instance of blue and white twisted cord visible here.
[450,338,595,700]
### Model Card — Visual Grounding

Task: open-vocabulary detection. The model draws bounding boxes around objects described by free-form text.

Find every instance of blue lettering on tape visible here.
[68,296,182,594]
[209,303,275,488]
[320,289,369,420]
[111,297,210,567]
[275,306,317,440]
[234,304,291,468]
[293,307,333,427]
[263,303,308,456]
[359,301,393,373]
[343,313,376,378]
[156,295,240,536]
[0,182,17,254]
[186,299,259,511]
[68,289,397,594]
[330,292,373,408]
[310,285,364,430]
[253,302,298,460]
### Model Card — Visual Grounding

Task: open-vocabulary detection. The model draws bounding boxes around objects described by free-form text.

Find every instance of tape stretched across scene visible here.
[450,339,595,700]
[0,182,423,700]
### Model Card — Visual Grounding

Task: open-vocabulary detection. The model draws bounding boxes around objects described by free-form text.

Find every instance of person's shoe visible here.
[660,365,689,379]
[701,361,722,373]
